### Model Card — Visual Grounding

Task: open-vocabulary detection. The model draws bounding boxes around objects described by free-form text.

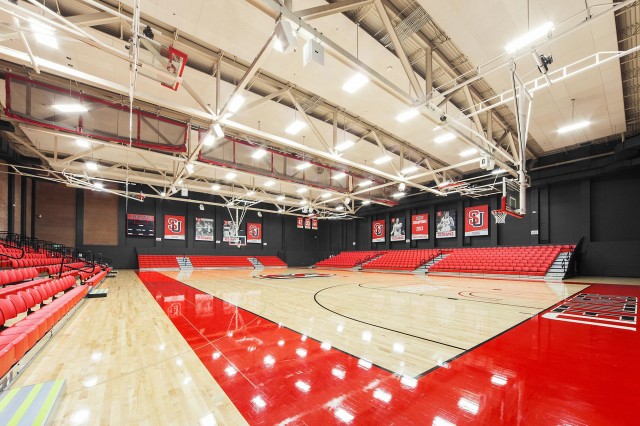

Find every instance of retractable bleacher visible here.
[315,251,386,268]
[362,249,445,271]
[429,245,576,277]
[255,256,287,267]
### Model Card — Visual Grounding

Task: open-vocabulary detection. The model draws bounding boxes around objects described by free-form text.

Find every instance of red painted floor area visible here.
[138,272,639,425]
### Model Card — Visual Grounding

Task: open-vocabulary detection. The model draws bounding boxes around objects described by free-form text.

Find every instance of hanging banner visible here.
[127,214,155,237]
[390,217,406,241]
[411,214,429,240]
[247,223,262,244]
[372,219,385,243]
[297,217,304,229]
[304,218,311,229]
[312,218,318,230]
[223,220,234,242]
[164,215,185,240]
[436,210,457,239]
[465,205,489,236]
[195,218,214,241]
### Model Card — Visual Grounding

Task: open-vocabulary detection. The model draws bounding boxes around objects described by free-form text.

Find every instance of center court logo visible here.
[167,217,182,233]
[468,209,485,228]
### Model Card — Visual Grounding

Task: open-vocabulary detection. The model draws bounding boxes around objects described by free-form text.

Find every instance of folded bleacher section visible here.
[429,245,575,277]
[255,256,287,267]
[315,251,386,268]
[362,249,446,271]
[137,254,287,270]
[0,232,112,381]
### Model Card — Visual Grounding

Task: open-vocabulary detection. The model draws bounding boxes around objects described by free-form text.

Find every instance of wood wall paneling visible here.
[84,189,119,246]
[35,181,76,246]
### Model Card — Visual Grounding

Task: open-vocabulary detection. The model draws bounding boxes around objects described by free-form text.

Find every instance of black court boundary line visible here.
[314,284,467,351]
[358,283,546,310]
[144,271,399,377]
[414,283,593,379]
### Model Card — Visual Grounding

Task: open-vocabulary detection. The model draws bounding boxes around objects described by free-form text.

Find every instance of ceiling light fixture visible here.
[185,163,195,175]
[342,72,369,93]
[434,133,456,144]
[332,172,347,179]
[557,120,590,134]
[285,120,306,135]
[225,172,237,180]
[358,179,372,187]
[373,156,392,165]
[297,187,308,193]
[460,148,478,157]
[93,181,103,189]
[398,182,406,191]
[30,19,58,49]
[76,139,90,148]
[437,180,450,188]
[299,199,307,205]
[344,197,351,205]
[296,162,312,170]
[334,140,355,152]
[252,148,268,159]
[393,192,405,198]
[53,104,87,113]
[505,21,554,53]
[276,195,285,201]
[263,180,275,187]
[395,108,419,122]
[492,168,506,175]
[211,184,221,191]
[85,161,98,170]
[228,94,245,113]
[400,165,418,174]
[273,20,298,54]
[321,192,331,199]
[362,200,371,205]
[246,190,255,196]
[212,123,224,139]
[336,205,344,211]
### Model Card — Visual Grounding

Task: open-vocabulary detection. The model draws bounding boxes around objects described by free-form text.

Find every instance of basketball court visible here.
[0,0,638,424]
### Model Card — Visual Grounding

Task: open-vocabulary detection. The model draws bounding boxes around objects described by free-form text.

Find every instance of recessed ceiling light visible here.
[557,120,590,134]
[76,139,90,148]
[211,184,221,191]
[460,148,478,157]
[225,172,237,180]
[228,94,245,113]
[334,140,355,152]
[296,162,312,170]
[85,161,98,170]
[332,172,346,179]
[297,187,308,193]
[285,120,306,135]
[373,156,392,165]
[276,195,285,201]
[252,148,268,159]
[434,132,456,144]
[53,104,87,113]
[342,72,369,93]
[505,21,554,53]
[400,165,418,174]
[358,179,372,187]
[395,108,419,122]
[263,180,275,187]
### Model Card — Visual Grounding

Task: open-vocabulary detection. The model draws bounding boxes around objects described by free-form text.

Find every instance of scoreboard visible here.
[127,214,155,237]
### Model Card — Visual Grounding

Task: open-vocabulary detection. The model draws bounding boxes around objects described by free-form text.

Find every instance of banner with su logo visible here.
[247,223,262,244]
[464,205,489,236]
[411,214,429,240]
[372,219,385,243]
[164,215,185,240]
[297,217,304,229]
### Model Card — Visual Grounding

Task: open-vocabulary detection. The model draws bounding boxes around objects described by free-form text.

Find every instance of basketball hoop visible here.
[491,210,508,224]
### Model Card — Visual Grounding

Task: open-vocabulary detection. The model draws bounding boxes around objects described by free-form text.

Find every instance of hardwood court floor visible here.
[10,269,640,425]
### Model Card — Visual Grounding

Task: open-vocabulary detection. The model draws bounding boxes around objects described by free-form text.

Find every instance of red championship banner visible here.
[372,219,385,243]
[297,217,304,229]
[411,214,429,240]
[465,205,489,236]
[304,218,311,229]
[164,215,185,240]
[247,223,262,244]
[312,218,318,230]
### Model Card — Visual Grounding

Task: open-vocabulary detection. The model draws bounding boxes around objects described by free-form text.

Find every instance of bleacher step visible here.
[0,380,65,425]
[248,258,263,268]
[87,288,108,298]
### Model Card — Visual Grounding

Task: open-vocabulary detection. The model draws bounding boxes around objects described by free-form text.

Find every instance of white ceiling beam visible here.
[61,145,105,164]
[286,92,333,153]
[296,0,374,20]
[66,12,120,27]
[11,16,39,74]
[373,0,424,101]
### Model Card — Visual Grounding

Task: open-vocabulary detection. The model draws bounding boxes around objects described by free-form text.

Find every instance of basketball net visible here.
[491,210,508,224]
